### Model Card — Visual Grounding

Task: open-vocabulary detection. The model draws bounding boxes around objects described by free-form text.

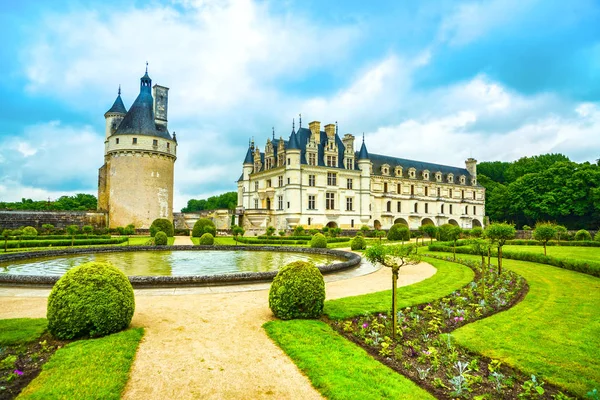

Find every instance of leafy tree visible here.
[470,238,491,268]
[329,227,342,238]
[439,224,462,260]
[364,243,420,339]
[278,230,285,237]
[293,225,305,236]
[181,192,237,212]
[2,229,12,252]
[532,222,557,256]
[555,225,567,244]
[150,219,175,237]
[375,229,386,242]
[232,225,245,243]
[22,226,38,236]
[82,225,94,238]
[11,229,23,248]
[484,223,516,275]
[66,225,79,247]
[420,224,438,243]
[360,225,370,235]
[387,224,409,242]
[192,218,216,238]
[575,229,592,241]
[0,194,97,211]
[266,226,276,237]
[412,229,423,245]
[41,224,54,235]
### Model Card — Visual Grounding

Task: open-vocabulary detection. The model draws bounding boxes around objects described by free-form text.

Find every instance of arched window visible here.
[414,203,418,213]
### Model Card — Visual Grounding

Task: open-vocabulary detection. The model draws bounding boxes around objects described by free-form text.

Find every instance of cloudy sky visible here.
[1,0,599,210]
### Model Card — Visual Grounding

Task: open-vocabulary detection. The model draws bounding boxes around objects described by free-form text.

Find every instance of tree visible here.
[375,229,386,242]
[266,226,276,237]
[387,224,409,242]
[330,227,342,238]
[82,225,94,238]
[470,238,491,268]
[66,225,79,247]
[484,223,516,275]
[420,224,438,244]
[41,224,54,235]
[2,229,12,252]
[532,222,557,256]
[293,225,305,236]
[412,229,423,245]
[232,225,245,243]
[12,229,23,248]
[181,192,237,212]
[364,243,420,339]
[360,225,370,236]
[555,225,567,244]
[439,224,462,260]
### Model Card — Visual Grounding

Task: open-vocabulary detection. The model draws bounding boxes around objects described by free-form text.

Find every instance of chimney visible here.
[324,123,335,138]
[153,84,169,129]
[309,121,321,144]
[465,158,477,177]
[342,134,355,152]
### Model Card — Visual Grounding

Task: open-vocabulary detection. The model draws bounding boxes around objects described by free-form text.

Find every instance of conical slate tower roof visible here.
[358,136,369,160]
[287,120,300,150]
[244,143,254,164]
[114,70,172,140]
[105,88,127,115]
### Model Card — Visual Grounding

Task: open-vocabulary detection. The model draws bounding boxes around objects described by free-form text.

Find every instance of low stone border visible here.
[0,246,361,288]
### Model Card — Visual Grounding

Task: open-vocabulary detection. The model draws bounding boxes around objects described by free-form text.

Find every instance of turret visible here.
[465,158,477,178]
[104,86,127,139]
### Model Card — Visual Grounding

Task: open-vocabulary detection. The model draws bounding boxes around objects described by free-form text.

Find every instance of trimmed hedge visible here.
[8,234,112,241]
[350,235,367,250]
[310,233,328,249]
[175,228,190,236]
[427,244,600,278]
[47,262,135,339]
[387,224,410,241]
[149,218,174,237]
[2,238,128,249]
[192,218,216,238]
[574,229,592,241]
[154,231,168,246]
[236,237,308,245]
[437,239,600,247]
[258,235,313,241]
[199,233,215,245]
[268,261,325,319]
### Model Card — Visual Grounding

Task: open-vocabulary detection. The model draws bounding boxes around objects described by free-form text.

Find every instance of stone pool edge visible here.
[0,245,362,288]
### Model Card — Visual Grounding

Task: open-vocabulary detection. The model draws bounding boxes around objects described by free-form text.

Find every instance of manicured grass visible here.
[0,318,47,346]
[264,320,434,400]
[324,257,474,319]
[435,252,600,397]
[19,327,144,400]
[504,244,600,264]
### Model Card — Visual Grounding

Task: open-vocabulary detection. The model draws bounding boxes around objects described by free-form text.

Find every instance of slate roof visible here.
[113,72,172,140]
[105,93,127,115]
[368,153,474,182]
[358,140,369,160]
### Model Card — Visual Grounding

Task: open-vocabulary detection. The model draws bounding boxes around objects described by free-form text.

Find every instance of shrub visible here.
[150,218,174,237]
[522,225,532,231]
[293,225,305,236]
[387,223,410,241]
[470,226,483,238]
[310,233,328,248]
[350,235,366,250]
[47,262,135,339]
[22,226,38,236]
[595,231,600,242]
[574,229,592,241]
[154,231,168,246]
[192,218,216,238]
[268,261,325,319]
[199,232,215,245]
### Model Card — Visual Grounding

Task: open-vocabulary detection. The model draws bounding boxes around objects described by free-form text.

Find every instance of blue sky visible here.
[1,0,599,210]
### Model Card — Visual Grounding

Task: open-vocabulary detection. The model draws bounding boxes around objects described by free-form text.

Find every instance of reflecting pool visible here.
[0,250,344,277]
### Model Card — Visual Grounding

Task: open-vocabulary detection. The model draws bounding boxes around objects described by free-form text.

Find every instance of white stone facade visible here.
[237,120,484,233]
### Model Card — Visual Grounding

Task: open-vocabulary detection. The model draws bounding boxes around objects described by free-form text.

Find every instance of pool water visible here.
[0,250,343,277]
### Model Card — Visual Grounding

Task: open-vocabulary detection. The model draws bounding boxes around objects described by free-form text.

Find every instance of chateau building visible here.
[237,119,484,232]
[98,67,177,228]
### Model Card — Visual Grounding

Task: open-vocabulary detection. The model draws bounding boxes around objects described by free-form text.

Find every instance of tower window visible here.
[411,185,414,195]
[308,195,316,210]
[414,203,418,213]
[346,197,353,211]
[153,139,158,147]
[115,138,119,144]
[425,203,429,213]
[132,138,138,144]
[167,142,170,149]
[473,191,476,200]
[425,187,428,196]
[384,182,388,193]
[347,178,353,190]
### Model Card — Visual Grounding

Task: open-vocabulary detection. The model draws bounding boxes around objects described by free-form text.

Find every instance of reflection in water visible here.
[0,250,342,277]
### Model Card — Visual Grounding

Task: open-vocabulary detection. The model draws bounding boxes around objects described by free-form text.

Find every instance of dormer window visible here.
[460,175,466,185]
[435,172,442,182]
[447,173,454,183]
[471,177,476,186]
[395,166,403,177]
[381,164,390,176]
[422,170,430,180]
[408,168,416,178]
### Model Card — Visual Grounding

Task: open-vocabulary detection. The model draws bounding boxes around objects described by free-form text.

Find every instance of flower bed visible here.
[329,255,575,399]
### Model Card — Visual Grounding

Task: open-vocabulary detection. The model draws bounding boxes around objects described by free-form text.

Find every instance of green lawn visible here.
[264,320,433,400]
[504,244,600,264]
[19,328,144,400]
[0,318,47,346]
[435,252,600,397]
[324,257,474,319]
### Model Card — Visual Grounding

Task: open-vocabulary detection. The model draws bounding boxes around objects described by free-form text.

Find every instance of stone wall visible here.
[175,210,233,231]
[0,211,108,230]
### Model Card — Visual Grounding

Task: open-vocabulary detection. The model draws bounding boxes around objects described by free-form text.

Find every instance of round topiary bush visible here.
[154,231,168,246]
[310,233,327,248]
[269,261,325,320]
[198,232,214,245]
[22,226,38,236]
[47,262,135,339]
[149,218,174,237]
[387,223,410,241]
[192,218,216,238]
[350,235,367,250]
[574,229,592,241]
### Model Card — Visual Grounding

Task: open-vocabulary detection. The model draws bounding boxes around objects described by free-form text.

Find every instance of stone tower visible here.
[98,67,177,229]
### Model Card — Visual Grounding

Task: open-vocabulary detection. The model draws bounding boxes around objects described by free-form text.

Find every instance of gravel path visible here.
[0,261,436,399]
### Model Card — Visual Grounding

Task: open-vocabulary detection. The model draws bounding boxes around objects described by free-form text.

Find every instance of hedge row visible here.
[258,235,313,241]
[1,238,128,249]
[436,239,600,248]
[236,237,308,245]
[427,244,600,278]
[4,234,112,241]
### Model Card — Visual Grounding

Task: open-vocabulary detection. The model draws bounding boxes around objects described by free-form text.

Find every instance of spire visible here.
[292,118,295,133]
[299,113,302,128]
[244,139,254,164]
[288,119,300,150]
[140,63,151,93]
[105,86,127,115]
[336,121,338,136]
[358,132,369,160]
